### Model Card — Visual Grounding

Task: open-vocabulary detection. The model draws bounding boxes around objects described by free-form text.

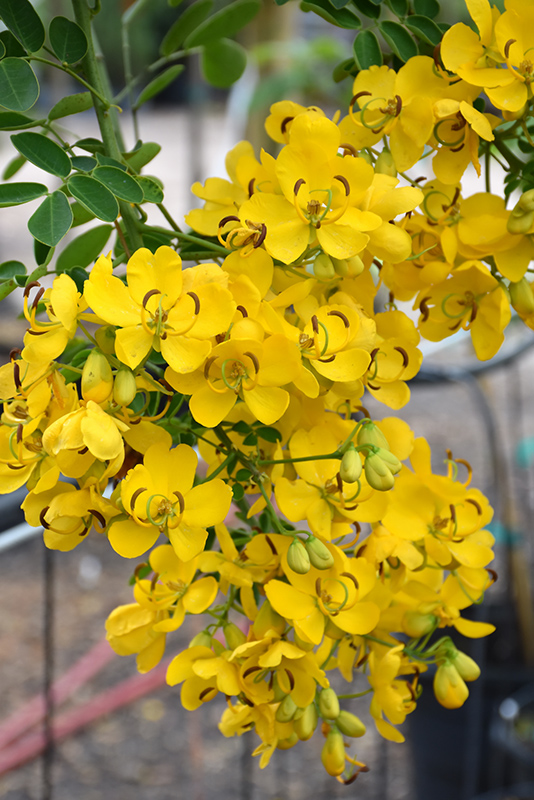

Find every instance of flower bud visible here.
[223,622,247,650]
[402,610,437,638]
[357,421,389,451]
[452,651,480,682]
[94,325,116,355]
[318,688,340,720]
[509,278,534,316]
[364,451,398,491]
[336,710,366,738]
[313,253,336,280]
[339,447,362,483]
[272,676,287,703]
[113,367,137,407]
[433,662,469,709]
[518,189,534,212]
[507,207,534,235]
[277,732,299,750]
[359,150,373,165]
[324,617,345,640]
[212,638,226,656]
[294,702,318,740]
[287,538,311,574]
[331,257,349,276]
[294,631,315,652]
[346,255,365,277]
[81,349,113,404]
[253,599,286,638]
[375,150,397,177]
[276,694,298,722]
[189,631,213,648]
[305,536,335,570]
[321,729,346,776]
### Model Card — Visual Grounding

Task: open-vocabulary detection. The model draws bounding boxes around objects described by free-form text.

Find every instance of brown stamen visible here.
[187,291,200,315]
[88,508,106,527]
[505,38,517,59]
[23,281,40,298]
[130,487,147,511]
[142,289,161,309]
[248,178,255,197]
[294,178,306,195]
[328,310,350,327]
[39,507,50,529]
[236,305,248,318]
[334,175,350,196]
[394,346,409,368]
[173,491,185,515]
[281,116,293,134]
[350,91,372,107]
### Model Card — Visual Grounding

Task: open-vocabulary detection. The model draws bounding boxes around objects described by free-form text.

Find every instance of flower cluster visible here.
[7,0,533,779]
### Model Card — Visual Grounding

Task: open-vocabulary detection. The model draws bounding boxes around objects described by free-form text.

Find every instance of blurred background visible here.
[1,0,534,799]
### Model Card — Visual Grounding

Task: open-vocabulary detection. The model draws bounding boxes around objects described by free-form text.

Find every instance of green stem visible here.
[29,56,111,106]
[71,0,142,252]
[492,137,523,172]
[337,688,373,700]
[0,264,50,302]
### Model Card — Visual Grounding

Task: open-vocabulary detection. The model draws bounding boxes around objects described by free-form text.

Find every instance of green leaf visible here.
[379,21,417,61]
[95,154,126,170]
[0,30,25,57]
[137,176,164,203]
[160,0,213,54]
[141,229,174,252]
[74,137,105,154]
[48,91,92,121]
[232,483,244,501]
[330,0,351,8]
[135,65,184,109]
[71,201,95,227]
[2,152,25,179]
[0,0,45,53]
[405,15,443,45]
[34,239,51,266]
[256,426,282,443]
[0,39,5,59]
[235,468,252,482]
[56,224,113,272]
[385,0,407,15]
[67,174,119,223]
[64,266,90,293]
[123,141,161,171]
[413,0,440,15]
[93,166,144,203]
[11,132,71,178]
[28,191,73,246]
[185,0,261,47]
[168,0,185,6]
[242,433,257,446]
[49,16,87,64]
[0,58,39,111]
[351,0,381,19]
[300,0,361,28]
[0,111,37,129]
[0,260,25,280]
[71,155,97,172]
[333,56,356,82]
[353,29,382,68]
[274,0,292,4]
[201,38,247,88]
[0,181,47,206]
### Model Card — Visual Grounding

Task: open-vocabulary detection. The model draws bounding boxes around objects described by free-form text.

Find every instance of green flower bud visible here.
[452,650,480,682]
[94,325,116,355]
[321,729,346,776]
[294,703,318,741]
[331,257,349,276]
[277,732,299,750]
[364,452,395,491]
[113,367,137,407]
[339,447,362,483]
[223,622,247,650]
[287,538,311,574]
[336,710,366,738]
[509,278,534,316]
[294,631,315,652]
[272,675,287,703]
[305,536,335,570]
[324,617,345,640]
[507,207,534,235]
[276,693,298,722]
[189,631,212,648]
[346,255,365,277]
[378,447,402,474]
[313,253,336,280]
[357,421,389,451]
[211,638,226,656]
[359,150,373,165]
[375,150,397,177]
[402,610,437,638]
[81,349,113,404]
[253,600,286,638]
[318,688,340,720]
[518,188,534,212]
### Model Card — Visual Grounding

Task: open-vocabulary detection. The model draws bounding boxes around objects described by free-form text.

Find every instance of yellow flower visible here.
[107,441,232,559]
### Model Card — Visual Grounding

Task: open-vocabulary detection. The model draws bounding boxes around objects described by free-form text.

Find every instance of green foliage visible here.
[0,0,44,53]
[353,29,382,69]
[11,132,71,179]
[0,112,39,130]
[0,58,39,112]
[92,166,144,203]
[28,191,73,247]
[56,225,113,272]
[386,0,408,15]
[67,175,119,223]
[135,65,185,108]
[300,0,362,29]
[201,38,247,88]
[185,0,261,47]
[49,17,88,64]
[160,0,213,54]
[137,176,165,203]
[352,0,382,19]
[0,260,25,280]
[0,182,48,207]
[379,20,417,61]
[123,142,161,172]
[405,15,443,45]
[413,0,440,15]
[48,92,93,121]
